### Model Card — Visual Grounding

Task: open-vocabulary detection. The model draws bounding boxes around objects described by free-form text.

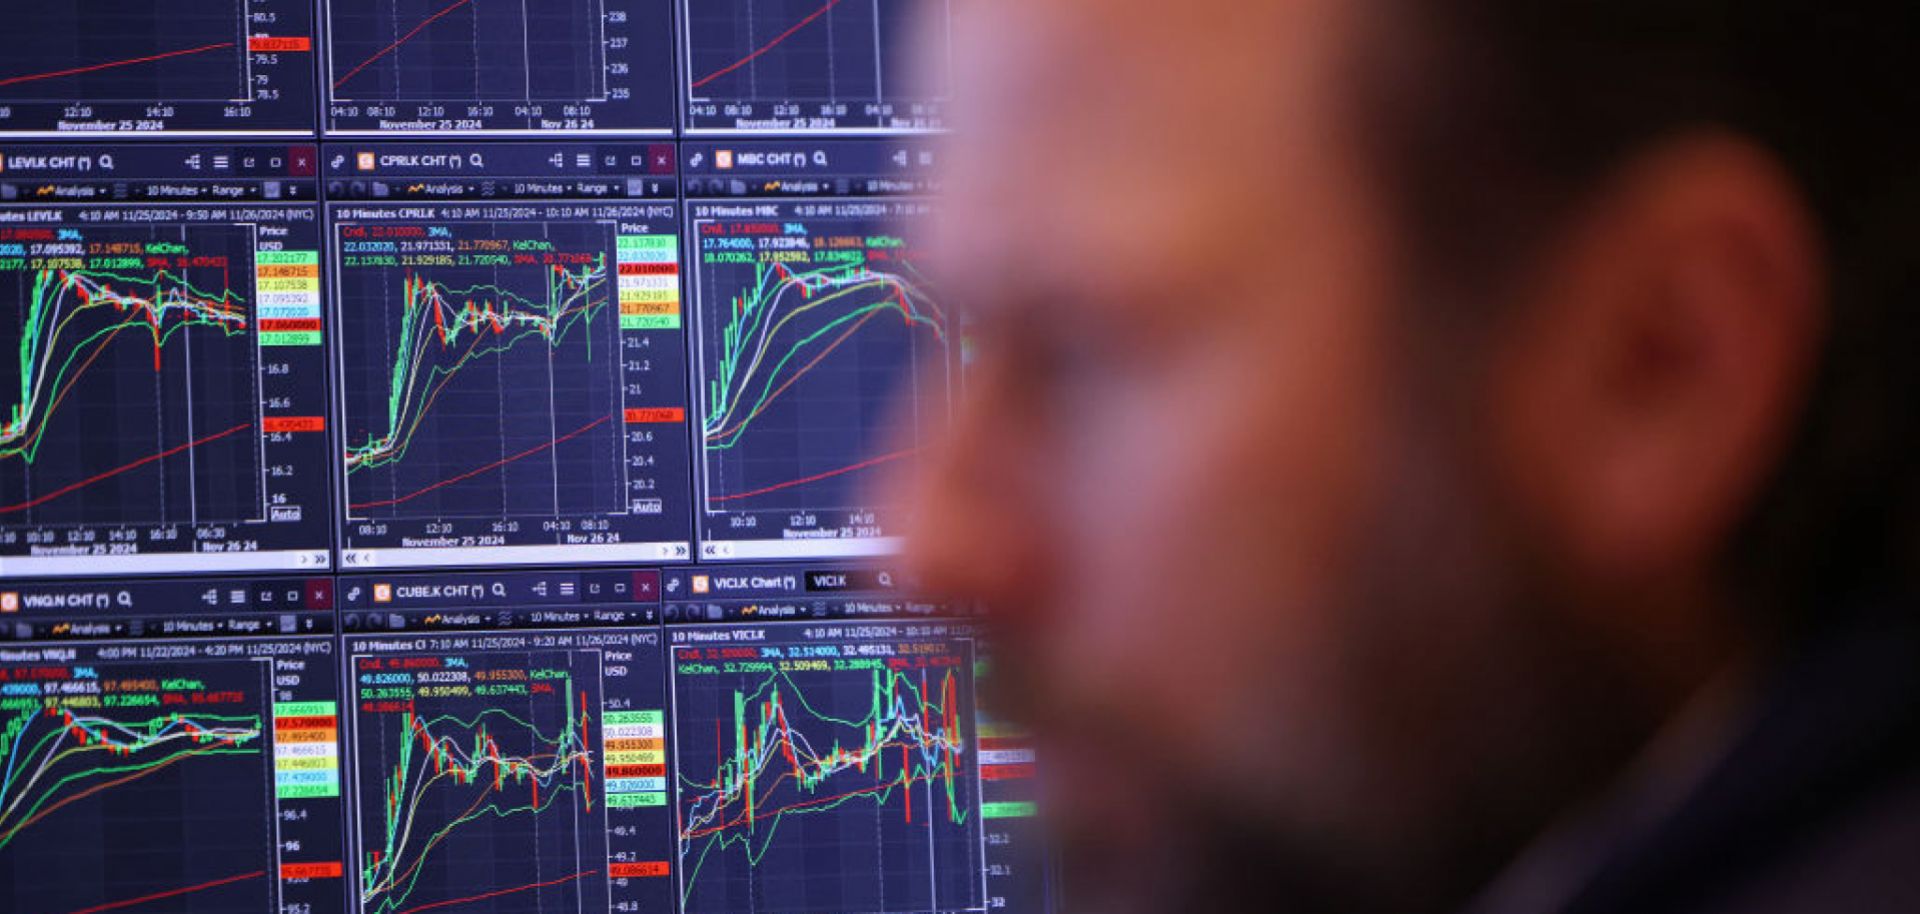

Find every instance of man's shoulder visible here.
[1691,765,1920,913]
[1572,608,1920,914]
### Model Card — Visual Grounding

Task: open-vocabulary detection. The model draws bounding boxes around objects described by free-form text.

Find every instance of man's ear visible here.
[1487,133,1825,594]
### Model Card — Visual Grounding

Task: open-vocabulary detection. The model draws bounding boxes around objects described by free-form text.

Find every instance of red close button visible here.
[287,146,317,177]
[305,578,334,611]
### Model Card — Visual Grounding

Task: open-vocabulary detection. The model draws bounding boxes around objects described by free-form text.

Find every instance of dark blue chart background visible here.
[671,631,983,914]
[0,0,316,134]
[679,0,949,132]
[0,223,264,529]
[0,657,277,913]
[342,624,677,914]
[0,0,1051,904]
[690,198,949,557]
[0,184,335,576]
[333,202,695,562]
[324,0,678,133]
[0,583,344,914]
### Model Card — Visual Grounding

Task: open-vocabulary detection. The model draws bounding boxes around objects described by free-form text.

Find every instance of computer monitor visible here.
[0,3,1051,912]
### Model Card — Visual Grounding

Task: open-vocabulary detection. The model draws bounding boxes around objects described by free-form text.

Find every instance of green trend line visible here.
[4,267,248,465]
[0,703,262,849]
[360,670,597,914]
[345,257,608,475]
[676,664,968,905]
[703,258,944,452]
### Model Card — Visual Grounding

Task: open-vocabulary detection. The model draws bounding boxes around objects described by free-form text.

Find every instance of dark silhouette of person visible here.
[903,1,1920,910]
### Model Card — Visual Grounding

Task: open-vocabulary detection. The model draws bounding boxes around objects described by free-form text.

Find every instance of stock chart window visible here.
[326,144,696,570]
[681,140,947,560]
[0,3,1044,909]
[662,565,1049,914]
[338,569,673,914]
[0,576,344,913]
[322,0,678,135]
[680,0,950,133]
[0,146,334,579]
[0,0,317,136]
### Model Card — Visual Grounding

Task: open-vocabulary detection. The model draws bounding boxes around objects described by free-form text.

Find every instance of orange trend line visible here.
[349,414,611,510]
[65,870,266,914]
[0,42,236,89]
[0,422,254,516]
[704,306,883,443]
[710,447,920,504]
[369,744,579,897]
[11,321,133,461]
[692,0,847,89]
[394,869,598,914]
[3,747,210,845]
[334,0,474,89]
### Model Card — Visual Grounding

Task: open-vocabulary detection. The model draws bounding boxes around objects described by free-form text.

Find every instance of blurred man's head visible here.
[907,1,1920,911]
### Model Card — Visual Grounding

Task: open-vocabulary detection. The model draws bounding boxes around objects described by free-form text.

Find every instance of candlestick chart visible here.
[0,659,276,913]
[692,206,949,555]
[351,651,608,914]
[0,224,264,530]
[671,638,984,913]
[336,212,694,563]
[340,222,628,523]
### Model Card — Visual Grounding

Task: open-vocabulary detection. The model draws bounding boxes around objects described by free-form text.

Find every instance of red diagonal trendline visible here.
[394,869,598,914]
[65,870,266,914]
[692,0,848,90]
[0,423,254,516]
[0,42,237,89]
[349,415,612,511]
[710,447,920,504]
[333,0,474,90]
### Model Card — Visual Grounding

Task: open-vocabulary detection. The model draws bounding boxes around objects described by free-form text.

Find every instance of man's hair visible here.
[1378,0,1920,621]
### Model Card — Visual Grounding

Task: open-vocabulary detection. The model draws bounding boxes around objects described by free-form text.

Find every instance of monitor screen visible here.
[0,3,1049,912]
